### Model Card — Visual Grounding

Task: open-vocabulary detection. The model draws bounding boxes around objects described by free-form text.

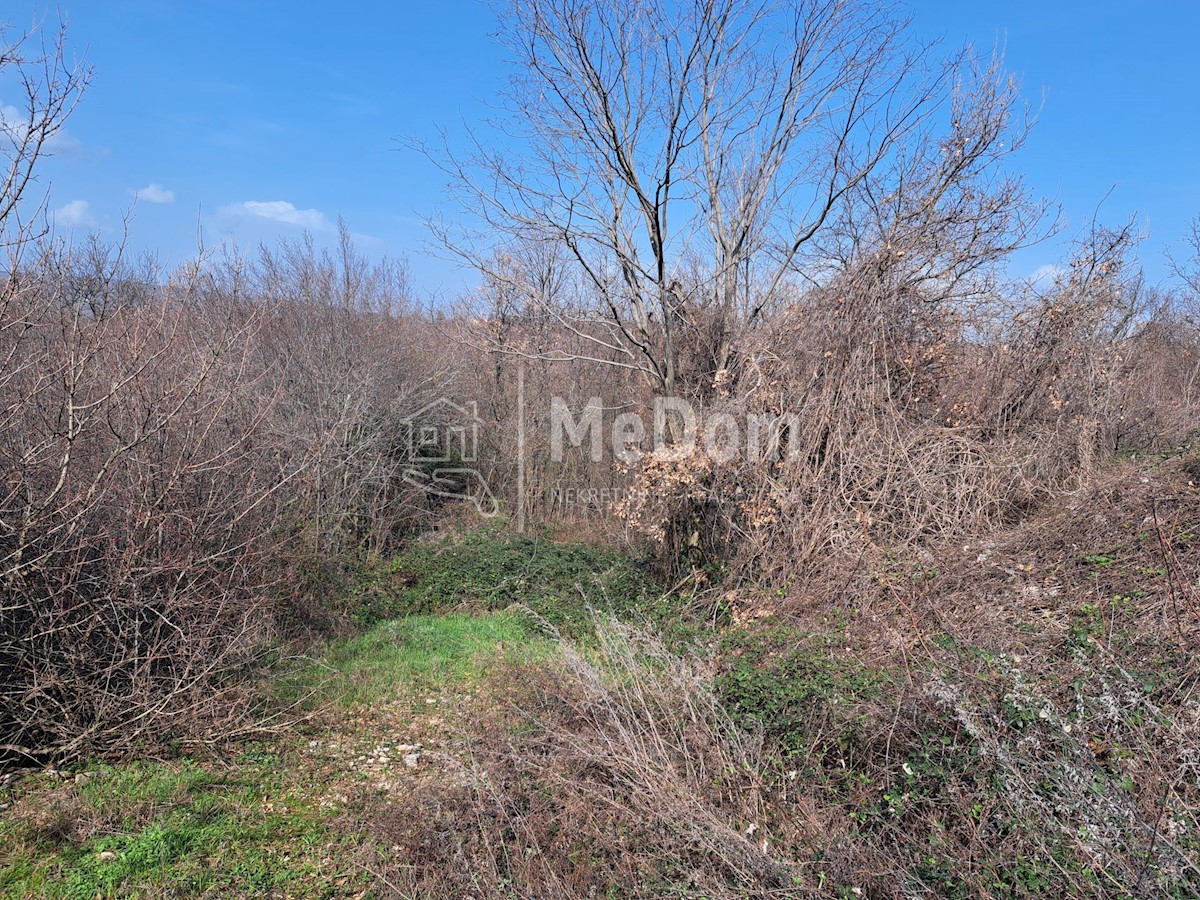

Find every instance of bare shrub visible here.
[0,244,284,761]
[609,219,1199,588]
[0,226,462,762]
[249,230,456,626]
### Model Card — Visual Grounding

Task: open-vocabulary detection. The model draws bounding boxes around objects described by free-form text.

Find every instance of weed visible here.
[716,623,885,765]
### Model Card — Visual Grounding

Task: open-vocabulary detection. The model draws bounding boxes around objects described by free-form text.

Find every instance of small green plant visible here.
[716,623,884,764]
[1066,600,1104,653]
[1081,553,1116,579]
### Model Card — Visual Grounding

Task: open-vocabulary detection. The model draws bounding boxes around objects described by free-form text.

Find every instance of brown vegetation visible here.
[3,5,1200,897]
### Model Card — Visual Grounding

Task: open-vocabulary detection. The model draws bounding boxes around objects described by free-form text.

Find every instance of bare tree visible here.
[431,0,1040,403]
[0,17,91,252]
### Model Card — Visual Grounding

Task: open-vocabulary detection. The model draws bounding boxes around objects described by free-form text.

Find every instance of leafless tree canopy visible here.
[434,0,1049,403]
[0,20,89,253]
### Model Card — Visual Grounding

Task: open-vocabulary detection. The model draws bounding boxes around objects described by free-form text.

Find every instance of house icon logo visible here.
[400,398,498,517]
[402,398,482,464]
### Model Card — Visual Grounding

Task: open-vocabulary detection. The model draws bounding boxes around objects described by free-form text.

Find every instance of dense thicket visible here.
[3,4,1199,774]
[0,235,451,760]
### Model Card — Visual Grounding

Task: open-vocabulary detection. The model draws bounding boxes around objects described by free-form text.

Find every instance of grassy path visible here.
[0,612,548,899]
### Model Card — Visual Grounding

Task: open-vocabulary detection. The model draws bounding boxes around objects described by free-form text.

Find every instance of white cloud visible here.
[54,199,96,228]
[1030,263,1066,289]
[45,129,83,155]
[1,101,84,156]
[133,183,175,204]
[350,231,387,252]
[220,200,330,230]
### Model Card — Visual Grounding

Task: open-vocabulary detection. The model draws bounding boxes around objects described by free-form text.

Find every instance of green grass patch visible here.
[1,608,557,898]
[0,753,364,899]
[349,527,669,637]
[279,610,551,708]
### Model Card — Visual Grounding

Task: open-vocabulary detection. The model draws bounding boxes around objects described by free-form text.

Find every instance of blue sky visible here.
[9,0,1200,297]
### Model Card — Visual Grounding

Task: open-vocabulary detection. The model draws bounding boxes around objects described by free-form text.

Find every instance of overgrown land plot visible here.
[4,1,1200,898]
[7,495,1200,898]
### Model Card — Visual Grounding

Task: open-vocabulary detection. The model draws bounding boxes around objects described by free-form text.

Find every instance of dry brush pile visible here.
[466,219,1200,594]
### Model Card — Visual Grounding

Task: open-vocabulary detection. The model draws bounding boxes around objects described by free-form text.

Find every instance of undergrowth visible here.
[7,456,1199,898]
[348,527,677,638]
